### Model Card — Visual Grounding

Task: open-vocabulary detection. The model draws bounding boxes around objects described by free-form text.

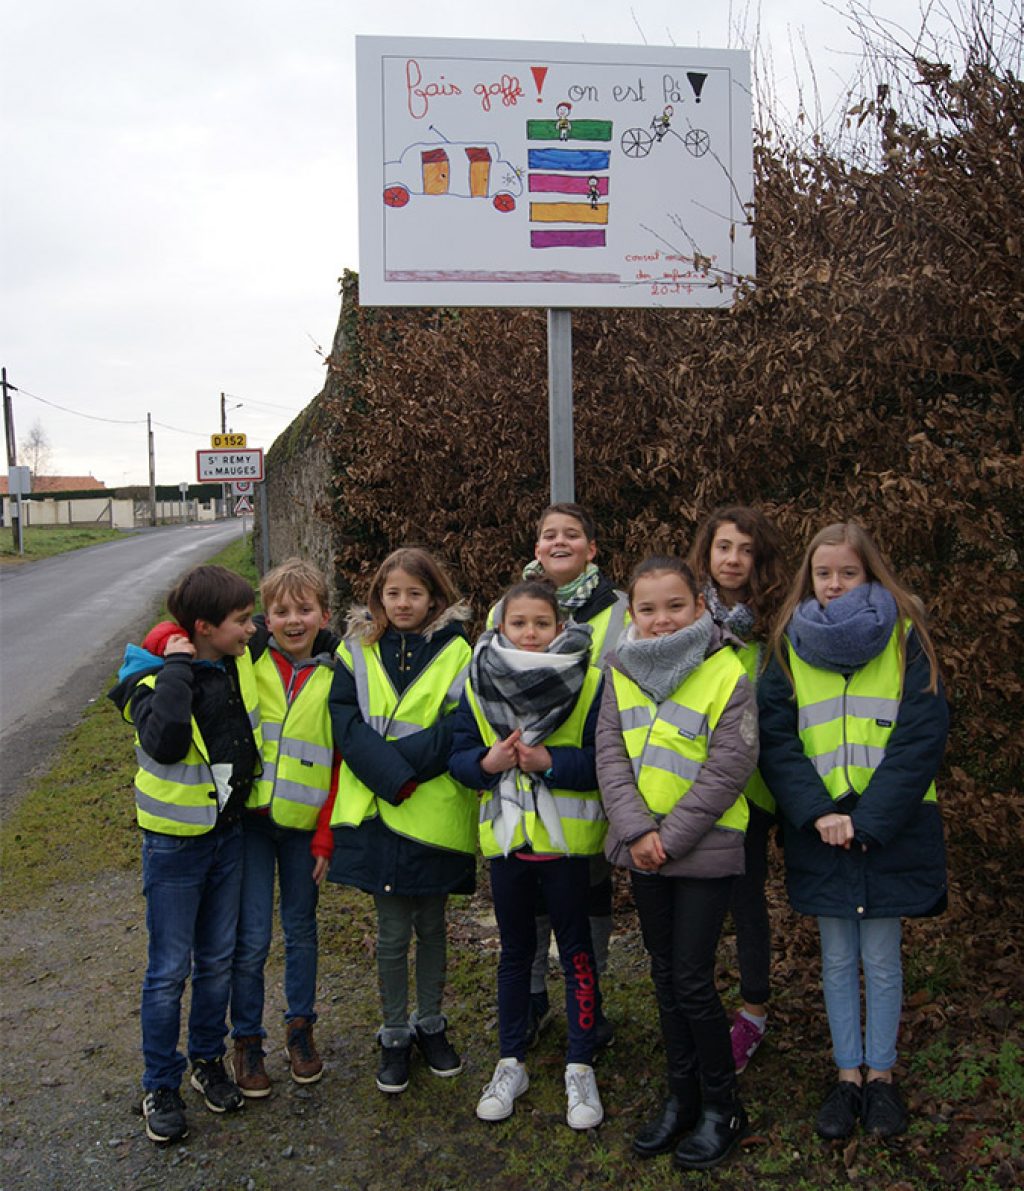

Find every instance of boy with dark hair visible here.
[109,564,261,1144]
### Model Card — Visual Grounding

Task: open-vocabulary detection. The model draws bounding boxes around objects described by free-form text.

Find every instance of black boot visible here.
[673,1093,748,1171]
[632,1077,700,1158]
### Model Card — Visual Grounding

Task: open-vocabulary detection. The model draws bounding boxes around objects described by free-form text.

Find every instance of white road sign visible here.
[234,496,255,516]
[196,449,264,482]
[232,480,254,495]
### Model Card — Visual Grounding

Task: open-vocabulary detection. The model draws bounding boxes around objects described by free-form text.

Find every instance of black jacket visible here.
[757,631,948,919]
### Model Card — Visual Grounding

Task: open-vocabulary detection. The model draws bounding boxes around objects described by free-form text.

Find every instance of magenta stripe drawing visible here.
[529,175,609,195]
[531,229,606,249]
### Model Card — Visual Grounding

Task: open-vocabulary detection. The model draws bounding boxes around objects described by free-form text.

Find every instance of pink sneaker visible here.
[730,1013,766,1074]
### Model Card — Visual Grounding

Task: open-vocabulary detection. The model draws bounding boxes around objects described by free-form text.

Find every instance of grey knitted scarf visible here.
[615,612,714,704]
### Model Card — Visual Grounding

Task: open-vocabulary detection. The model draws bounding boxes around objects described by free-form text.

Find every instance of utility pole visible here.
[2,367,21,551]
[220,392,227,434]
[147,412,157,527]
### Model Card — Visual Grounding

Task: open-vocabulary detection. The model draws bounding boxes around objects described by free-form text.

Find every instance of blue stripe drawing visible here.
[527,149,611,171]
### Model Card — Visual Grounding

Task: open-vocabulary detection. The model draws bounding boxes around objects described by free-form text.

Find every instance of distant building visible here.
[0,474,107,494]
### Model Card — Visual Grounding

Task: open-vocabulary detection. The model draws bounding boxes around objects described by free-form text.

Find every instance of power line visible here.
[16,386,147,426]
[222,392,303,414]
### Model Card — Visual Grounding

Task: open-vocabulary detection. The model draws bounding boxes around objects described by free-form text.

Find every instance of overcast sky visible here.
[2,1,936,487]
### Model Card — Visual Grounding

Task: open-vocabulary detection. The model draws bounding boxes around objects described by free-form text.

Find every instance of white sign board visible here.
[232,480,254,495]
[7,466,32,496]
[196,449,264,482]
[234,496,254,516]
[357,36,754,309]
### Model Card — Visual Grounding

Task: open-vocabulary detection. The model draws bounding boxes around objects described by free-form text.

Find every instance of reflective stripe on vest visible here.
[611,649,749,834]
[126,652,263,836]
[332,637,477,854]
[787,623,938,804]
[248,652,335,830]
[733,639,775,815]
[469,666,607,858]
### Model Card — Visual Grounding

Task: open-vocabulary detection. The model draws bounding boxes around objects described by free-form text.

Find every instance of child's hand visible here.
[165,634,196,658]
[481,728,522,775]
[629,830,667,872]
[312,856,329,885]
[814,812,854,848]
[515,742,552,774]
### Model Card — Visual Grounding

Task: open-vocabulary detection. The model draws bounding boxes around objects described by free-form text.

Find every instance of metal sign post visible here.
[547,309,575,503]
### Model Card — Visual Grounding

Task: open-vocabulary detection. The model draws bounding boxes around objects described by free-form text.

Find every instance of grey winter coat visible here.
[596,625,758,879]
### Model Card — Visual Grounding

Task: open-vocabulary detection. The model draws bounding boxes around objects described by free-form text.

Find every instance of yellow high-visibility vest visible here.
[734,639,775,815]
[787,624,938,804]
[469,666,606,858]
[611,648,749,834]
[125,653,262,835]
[248,651,334,830]
[331,637,477,854]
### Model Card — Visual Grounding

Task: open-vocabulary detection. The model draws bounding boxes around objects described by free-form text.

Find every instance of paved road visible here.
[0,520,248,811]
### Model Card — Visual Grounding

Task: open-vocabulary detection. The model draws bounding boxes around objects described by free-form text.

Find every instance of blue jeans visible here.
[231,814,319,1037]
[140,823,243,1091]
[818,916,902,1071]
[490,855,600,1065]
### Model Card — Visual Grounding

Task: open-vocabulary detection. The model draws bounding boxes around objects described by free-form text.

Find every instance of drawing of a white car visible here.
[383,140,523,212]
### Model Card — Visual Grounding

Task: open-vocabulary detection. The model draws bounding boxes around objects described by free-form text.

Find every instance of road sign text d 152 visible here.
[196,449,264,482]
[211,433,247,448]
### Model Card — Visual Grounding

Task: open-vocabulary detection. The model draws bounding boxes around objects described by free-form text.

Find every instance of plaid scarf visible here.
[469,622,593,855]
[522,559,601,612]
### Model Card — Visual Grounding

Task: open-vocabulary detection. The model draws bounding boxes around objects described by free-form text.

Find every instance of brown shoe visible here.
[285,1018,324,1084]
[232,1036,271,1099]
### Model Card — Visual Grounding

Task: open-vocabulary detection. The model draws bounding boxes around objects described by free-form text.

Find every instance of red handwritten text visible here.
[405,58,462,119]
[473,74,524,113]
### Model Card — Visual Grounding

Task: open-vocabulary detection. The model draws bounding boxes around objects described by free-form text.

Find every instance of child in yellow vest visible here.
[597,556,756,1171]
[450,580,606,1130]
[326,547,476,1095]
[758,522,947,1141]
[688,507,787,1072]
[489,502,626,1047]
[230,559,340,1097]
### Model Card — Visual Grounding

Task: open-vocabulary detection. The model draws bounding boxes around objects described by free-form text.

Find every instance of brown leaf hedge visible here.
[277,48,1022,884]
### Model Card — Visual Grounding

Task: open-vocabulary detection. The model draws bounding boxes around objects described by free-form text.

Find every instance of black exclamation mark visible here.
[687,72,707,103]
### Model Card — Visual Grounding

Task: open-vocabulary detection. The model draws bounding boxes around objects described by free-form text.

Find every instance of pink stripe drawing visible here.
[529,175,609,195]
[531,229,607,249]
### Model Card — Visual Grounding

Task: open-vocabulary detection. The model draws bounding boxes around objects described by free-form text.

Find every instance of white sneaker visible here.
[476,1058,529,1122]
[565,1063,603,1130]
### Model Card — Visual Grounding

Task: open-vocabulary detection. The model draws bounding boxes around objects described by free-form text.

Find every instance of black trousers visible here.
[730,803,775,1006]
[631,871,737,1102]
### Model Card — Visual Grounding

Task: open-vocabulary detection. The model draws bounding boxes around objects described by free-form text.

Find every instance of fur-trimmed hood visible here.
[343,600,473,643]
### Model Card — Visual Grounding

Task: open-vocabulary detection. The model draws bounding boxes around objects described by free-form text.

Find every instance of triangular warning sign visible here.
[234,496,254,515]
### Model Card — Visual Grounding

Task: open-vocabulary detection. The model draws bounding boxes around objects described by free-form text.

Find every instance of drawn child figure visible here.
[688,508,787,1075]
[229,559,340,1097]
[108,565,261,1144]
[487,502,628,1048]
[757,523,948,1141]
[652,104,673,142]
[597,557,755,1170]
[556,100,573,140]
[450,580,606,1130]
[587,175,601,210]
[327,548,477,1096]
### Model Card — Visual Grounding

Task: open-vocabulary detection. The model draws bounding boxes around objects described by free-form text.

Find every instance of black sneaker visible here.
[142,1087,188,1143]
[189,1056,244,1113]
[863,1079,907,1137]
[376,1040,413,1093]
[415,1022,463,1077]
[815,1080,863,1139]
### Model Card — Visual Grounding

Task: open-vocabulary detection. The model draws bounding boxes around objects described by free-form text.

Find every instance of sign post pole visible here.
[547,309,574,503]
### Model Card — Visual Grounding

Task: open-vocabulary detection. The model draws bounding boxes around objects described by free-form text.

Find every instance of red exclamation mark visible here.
[531,66,548,103]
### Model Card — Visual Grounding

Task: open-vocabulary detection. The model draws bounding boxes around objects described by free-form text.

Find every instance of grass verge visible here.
[0,524,128,562]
